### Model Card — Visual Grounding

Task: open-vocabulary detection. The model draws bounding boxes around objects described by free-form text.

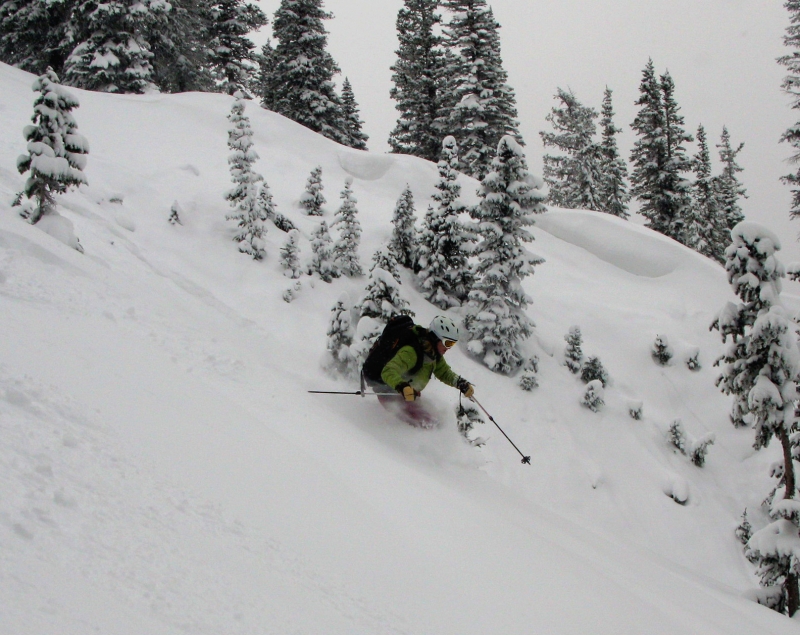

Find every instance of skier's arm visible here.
[381,346,419,390]
[432,357,460,388]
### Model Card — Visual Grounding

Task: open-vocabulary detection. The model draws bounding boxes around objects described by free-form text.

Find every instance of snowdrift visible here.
[0,62,796,633]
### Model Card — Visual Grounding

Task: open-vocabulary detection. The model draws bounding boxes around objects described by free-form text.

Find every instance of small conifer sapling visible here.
[300,165,326,215]
[564,326,583,374]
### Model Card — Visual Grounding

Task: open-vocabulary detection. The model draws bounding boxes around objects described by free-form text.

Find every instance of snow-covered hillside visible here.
[0,62,797,633]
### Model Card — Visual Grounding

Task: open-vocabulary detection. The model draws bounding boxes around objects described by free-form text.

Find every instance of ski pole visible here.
[470,396,531,465]
[308,390,399,397]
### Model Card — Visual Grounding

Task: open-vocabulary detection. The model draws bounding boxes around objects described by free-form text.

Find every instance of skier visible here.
[362,315,475,426]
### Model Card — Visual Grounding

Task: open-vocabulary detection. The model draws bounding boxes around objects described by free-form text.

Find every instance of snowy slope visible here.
[0,62,797,633]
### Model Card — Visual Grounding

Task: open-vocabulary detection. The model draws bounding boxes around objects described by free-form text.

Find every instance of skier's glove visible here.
[397,383,417,402]
[457,377,475,398]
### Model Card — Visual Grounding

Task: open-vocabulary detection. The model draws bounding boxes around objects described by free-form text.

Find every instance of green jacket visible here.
[380,326,460,392]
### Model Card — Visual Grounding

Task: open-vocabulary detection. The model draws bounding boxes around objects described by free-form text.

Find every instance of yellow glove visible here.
[457,377,474,398]
[400,384,417,402]
[463,384,474,399]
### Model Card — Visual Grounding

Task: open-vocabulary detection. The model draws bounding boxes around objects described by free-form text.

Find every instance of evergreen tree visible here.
[417,136,473,308]
[358,247,413,320]
[341,77,369,150]
[540,87,603,210]
[332,177,363,277]
[300,165,325,216]
[255,39,276,106]
[309,220,337,282]
[652,334,674,365]
[711,221,800,616]
[63,0,160,93]
[388,0,446,162]
[465,135,545,373]
[0,0,73,75]
[630,61,693,245]
[14,68,89,224]
[597,87,630,218]
[691,124,727,263]
[564,326,583,374]
[456,400,485,442]
[256,180,276,222]
[779,0,800,221]
[280,228,302,278]
[440,0,522,179]
[325,293,358,378]
[146,0,214,93]
[519,355,539,391]
[580,356,609,388]
[264,0,349,144]
[713,126,747,230]
[204,0,266,94]
[169,200,183,225]
[224,92,266,259]
[389,184,419,270]
[581,380,605,412]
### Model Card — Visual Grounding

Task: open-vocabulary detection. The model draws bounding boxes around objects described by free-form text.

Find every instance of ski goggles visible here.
[443,339,457,349]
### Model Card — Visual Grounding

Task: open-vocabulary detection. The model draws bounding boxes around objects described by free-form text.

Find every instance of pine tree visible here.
[711,221,800,615]
[264,0,349,145]
[14,68,89,224]
[388,0,446,161]
[691,124,727,263]
[332,177,363,277]
[456,400,484,442]
[440,0,522,179]
[389,184,419,270]
[564,326,583,374]
[630,61,693,245]
[580,356,609,388]
[280,228,302,278]
[519,355,539,391]
[224,93,266,259]
[0,0,73,75]
[255,39,276,107]
[309,220,338,282]
[325,293,358,378]
[598,87,630,218]
[300,165,325,216]
[169,200,183,225]
[205,0,267,94]
[417,136,473,308]
[63,0,160,93]
[256,180,276,222]
[540,87,603,210]
[779,0,800,221]
[581,381,605,412]
[713,126,747,230]
[341,77,369,150]
[652,335,673,365]
[465,135,545,373]
[358,247,413,321]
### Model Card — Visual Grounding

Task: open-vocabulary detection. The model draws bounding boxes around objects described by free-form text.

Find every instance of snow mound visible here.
[337,149,395,181]
[536,209,691,278]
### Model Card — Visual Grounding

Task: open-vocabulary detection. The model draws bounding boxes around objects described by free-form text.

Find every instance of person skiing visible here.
[363,315,475,425]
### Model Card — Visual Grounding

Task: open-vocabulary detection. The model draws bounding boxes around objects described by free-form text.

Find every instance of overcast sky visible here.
[252,1,800,264]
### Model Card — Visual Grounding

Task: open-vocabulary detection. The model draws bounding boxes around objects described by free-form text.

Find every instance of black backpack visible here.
[362,315,425,383]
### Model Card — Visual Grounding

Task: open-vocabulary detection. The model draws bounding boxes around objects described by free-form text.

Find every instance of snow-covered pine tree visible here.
[280,228,302,278]
[0,0,73,75]
[668,419,688,454]
[256,180,276,222]
[652,334,673,365]
[264,0,349,145]
[358,246,413,321]
[598,87,630,218]
[691,124,727,263]
[169,200,183,225]
[309,220,338,282]
[389,184,419,271]
[224,92,266,259]
[540,87,603,211]
[456,399,485,442]
[630,61,694,245]
[341,77,369,150]
[564,326,584,374]
[254,39,276,106]
[581,380,604,412]
[440,0,522,179]
[417,136,473,308]
[685,347,701,371]
[332,177,363,277]
[465,135,546,373]
[63,0,161,93]
[580,356,609,388]
[14,68,89,224]
[711,221,800,616]
[519,355,539,391]
[736,509,754,547]
[300,165,325,216]
[388,0,446,162]
[779,0,800,222]
[713,126,747,230]
[205,0,267,94]
[325,293,358,378]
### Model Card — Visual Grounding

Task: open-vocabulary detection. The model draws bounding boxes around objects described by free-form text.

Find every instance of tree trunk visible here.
[778,427,799,616]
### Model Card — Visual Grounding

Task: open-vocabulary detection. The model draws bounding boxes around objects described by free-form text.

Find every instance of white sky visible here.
[251,1,800,263]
